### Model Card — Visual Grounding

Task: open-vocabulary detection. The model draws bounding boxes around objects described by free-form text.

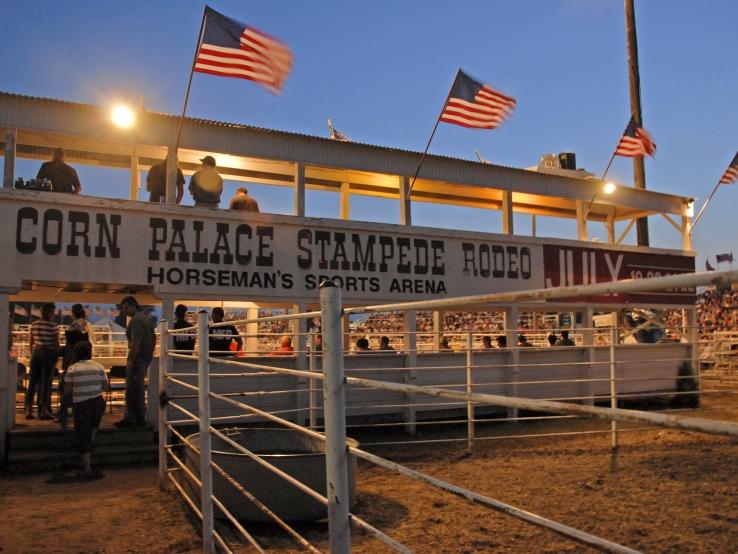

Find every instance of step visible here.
[8,427,155,451]
[7,444,158,473]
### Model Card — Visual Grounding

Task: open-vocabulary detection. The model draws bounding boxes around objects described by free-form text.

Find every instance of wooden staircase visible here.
[4,424,157,473]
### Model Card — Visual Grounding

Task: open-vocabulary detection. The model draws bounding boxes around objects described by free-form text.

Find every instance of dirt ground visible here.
[2,385,737,553]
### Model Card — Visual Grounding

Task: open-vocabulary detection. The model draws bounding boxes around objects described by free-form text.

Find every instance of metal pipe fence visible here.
[156,269,738,553]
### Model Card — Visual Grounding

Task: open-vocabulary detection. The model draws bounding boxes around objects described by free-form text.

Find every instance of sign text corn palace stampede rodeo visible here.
[6,196,695,304]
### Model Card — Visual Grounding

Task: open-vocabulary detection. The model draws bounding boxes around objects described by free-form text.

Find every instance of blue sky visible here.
[2,0,736,269]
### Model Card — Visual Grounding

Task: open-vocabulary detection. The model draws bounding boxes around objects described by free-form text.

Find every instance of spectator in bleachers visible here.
[518,334,533,347]
[481,336,493,349]
[273,335,294,355]
[556,330,575,346]
[495,335,507,348]
[378,336,395,352]
[354,337,370,353]
[547,333,558,347]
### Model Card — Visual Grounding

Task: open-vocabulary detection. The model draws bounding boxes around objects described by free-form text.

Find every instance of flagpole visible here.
[600,152,617,181]
[689,179,722,232]
[600,116,632,181]
[174,7,208,152]
[408,69,461,193]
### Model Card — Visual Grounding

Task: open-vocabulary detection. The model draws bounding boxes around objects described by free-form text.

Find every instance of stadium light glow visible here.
[111,105,135,128]
[603,182,616,194]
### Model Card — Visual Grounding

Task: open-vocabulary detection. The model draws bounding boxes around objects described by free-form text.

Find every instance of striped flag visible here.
[719,151,738,185]
[194,7,293,94]
[440,70,516,129]
[614,116,656,158]
[716,252,734,264]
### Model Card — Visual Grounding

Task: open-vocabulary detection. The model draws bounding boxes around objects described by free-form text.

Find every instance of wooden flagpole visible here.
[408,69,461,193]
[174,7,208,152]
[599,117,632,181]
[689,178,722,232]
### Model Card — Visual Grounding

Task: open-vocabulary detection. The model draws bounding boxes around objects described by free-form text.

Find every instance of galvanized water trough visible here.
[186,427,358,522]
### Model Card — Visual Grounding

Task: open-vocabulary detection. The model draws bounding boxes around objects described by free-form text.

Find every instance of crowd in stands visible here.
[696,288,738,334]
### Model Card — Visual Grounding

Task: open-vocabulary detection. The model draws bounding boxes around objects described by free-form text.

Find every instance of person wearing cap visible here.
[229,187,260,212]
[189,155,223,208]
[146,156,185,204]
[36,148,82,194]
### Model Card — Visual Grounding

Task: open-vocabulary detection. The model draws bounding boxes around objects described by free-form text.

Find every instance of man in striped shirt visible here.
[64,340,109,478]
[24,303,59,419]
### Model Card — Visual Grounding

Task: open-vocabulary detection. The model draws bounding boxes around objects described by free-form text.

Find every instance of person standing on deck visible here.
[24,303,59,420]
[36,148,82,194]
[146,156,185,203]
[115,296,155,427]
[229,187,260,212]
[189,155,223,208]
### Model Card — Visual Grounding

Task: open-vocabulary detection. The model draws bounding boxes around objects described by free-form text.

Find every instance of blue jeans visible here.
[25,348,58,415]
[125,358,150,425]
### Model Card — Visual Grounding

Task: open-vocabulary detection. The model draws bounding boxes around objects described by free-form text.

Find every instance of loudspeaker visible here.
[558,152,576,170]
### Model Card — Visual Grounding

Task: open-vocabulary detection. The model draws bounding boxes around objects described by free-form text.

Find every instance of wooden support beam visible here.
[130,149,140,201]
[606,214,615,243]
[3,129,16,188]
[294,163,305,217]
[165,146,177,205]
[681,215,693,251]
[575,200,587,241]
[616,219,636,245]
[399,175,411,225]
[340,182,350,219]
[501,190,513,234]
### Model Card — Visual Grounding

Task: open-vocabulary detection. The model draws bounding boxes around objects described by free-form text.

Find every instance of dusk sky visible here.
[2,1,736,270]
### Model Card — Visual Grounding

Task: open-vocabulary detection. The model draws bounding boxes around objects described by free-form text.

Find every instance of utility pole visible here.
[624,0,649,246]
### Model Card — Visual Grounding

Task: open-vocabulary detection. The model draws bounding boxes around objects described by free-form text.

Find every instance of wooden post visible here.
[129,149,140,201]
[3,129,17,189]
[165,146,177,205]
[245,306,259,355]
[294,163,305,217]
[501,191,513,234]
[400,175,412,225]
[625,0,650,246]
[340,182,350,219]
[606,214,616,243]
[432,310,442,351]
[681,215,692,251]
[576,200,588,241]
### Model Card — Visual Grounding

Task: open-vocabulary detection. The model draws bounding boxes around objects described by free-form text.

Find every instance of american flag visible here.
[716,252,734,264]
[194,7,293,94]
[614,116,656,157]
[440,70,516,129]
[719,151,738,185]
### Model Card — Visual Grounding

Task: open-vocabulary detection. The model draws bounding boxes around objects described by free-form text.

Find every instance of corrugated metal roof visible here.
[0,90,691,215]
